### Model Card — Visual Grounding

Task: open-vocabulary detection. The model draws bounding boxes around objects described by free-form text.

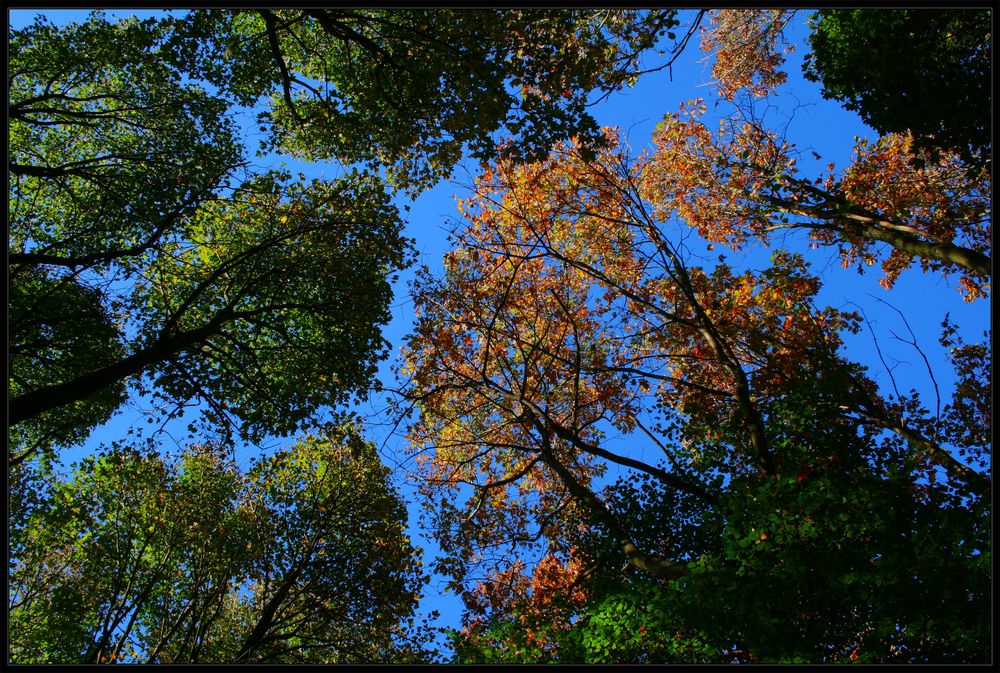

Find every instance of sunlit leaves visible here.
[642,100,991,299]
[453,552,590,663]
[133,171,413,442]
[700,10,796,101]
[8,424,427,664]
[403,94,989,659]
[7,13,417,449]
[836,133,991,296]
[169,9,678,193]
[8,14,243,273]
[402,127,868,631]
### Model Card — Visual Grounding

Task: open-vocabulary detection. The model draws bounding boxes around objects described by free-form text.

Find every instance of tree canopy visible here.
[397,9,990,664]
[8,7,691,664]
[8,14,412,464]
[7,7,992,665]
[165,9,681,192]
[803,9,992,173]
[9,424,429,663]
[402,128,990,666]
[9,9,682,463]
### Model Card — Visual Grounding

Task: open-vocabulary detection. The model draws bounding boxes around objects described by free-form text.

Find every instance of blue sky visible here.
[9,8,989,655]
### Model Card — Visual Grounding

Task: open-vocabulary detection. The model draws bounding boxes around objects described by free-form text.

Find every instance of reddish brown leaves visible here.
[700,10,796,100]
[837,132,991,297]
[402,131,861,605]
[461,552,590,653]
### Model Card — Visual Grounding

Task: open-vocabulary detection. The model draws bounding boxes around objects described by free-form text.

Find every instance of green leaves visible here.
[8,268,127,464]
[137,171,413,442]
[8,8,989,665]
[804,9,991,173]
[9,8,675,459]
[8,424,428,664]
[168,9,679,194]
[9,15,242,272]
[7,13,416,450]
[632,376,990,663]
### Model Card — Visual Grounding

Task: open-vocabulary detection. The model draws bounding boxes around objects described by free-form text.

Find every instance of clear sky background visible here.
[9,8,989,653]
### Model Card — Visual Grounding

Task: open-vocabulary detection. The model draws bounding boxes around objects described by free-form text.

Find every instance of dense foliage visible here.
[8,14,413,463]
[7,8,991,665]
[165,9,680,192]
[9,425,428,663]
[399,9,990,664]
[804,9,992,173]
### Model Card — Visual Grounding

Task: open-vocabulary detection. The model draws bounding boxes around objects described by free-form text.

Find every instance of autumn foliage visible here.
[643,101,991,300]
[401,74,990,659]
[700,9,795,100]
[8,7,991,665]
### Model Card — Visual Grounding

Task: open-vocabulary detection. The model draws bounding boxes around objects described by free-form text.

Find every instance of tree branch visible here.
[530,414,690,581]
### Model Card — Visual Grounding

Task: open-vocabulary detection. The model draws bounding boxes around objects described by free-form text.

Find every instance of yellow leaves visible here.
[958,276,989,303]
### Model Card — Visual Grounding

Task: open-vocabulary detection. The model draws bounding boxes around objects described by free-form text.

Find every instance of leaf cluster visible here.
[803,9,991,173]
[8,425,432,664]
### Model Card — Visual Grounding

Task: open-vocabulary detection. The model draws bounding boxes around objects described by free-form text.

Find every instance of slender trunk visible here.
[233,566,302,663]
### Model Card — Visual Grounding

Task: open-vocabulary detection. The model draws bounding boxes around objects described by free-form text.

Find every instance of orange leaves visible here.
[652,253,854,428]
[838,132,992,297]
[642,102,792,248]
[526,552,590,614]
[700,9,796,101]
[405,127,862,489]
[462,550,590,652]
[404,135,671,593]
[403,116,959,631]
[843,133,956,238]
[642,94,991,301]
